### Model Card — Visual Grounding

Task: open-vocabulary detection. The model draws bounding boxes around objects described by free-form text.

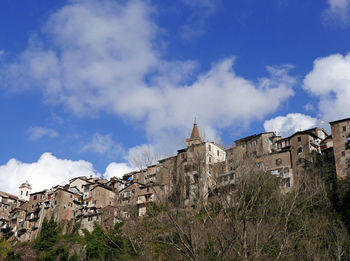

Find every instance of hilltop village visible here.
[1,117,350,242]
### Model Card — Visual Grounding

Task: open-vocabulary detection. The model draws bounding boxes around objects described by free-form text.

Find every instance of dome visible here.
[19,180,32,190]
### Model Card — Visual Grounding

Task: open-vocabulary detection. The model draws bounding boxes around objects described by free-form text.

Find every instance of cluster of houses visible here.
[1,117,350,242]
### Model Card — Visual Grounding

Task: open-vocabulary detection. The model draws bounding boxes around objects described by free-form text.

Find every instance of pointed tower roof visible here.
[189,122,200,141]
[187,120,202,146]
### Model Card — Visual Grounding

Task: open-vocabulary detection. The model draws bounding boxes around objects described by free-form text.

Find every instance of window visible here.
[209,157,212,163]
[229,173,234,180]
[194,174,199,183]
[209,145,211,151]
[26,191,28,196]
[285,140,290,146]
[283,178,291,188]
[276,158,282,166]
[217,150,219,156]
[342,151,346,157]
[21,191,23,196]
[277,142,282,149]
[88,216,93,221]
[284,167,289,173]
[343,126,347,132]
[297,136,301,142]
[181,154,184,159]
[33,195,37,200]
[297,147,303,154]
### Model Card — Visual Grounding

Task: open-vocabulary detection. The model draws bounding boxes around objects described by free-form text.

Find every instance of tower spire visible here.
[187,119,202,146]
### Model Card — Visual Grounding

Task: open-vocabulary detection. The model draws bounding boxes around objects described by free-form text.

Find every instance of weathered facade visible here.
[2,118,350,242]
[330,118,350,178]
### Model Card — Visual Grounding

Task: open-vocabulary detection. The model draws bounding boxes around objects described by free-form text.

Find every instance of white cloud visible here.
[303,52,350,122]
[81,133,124,157]
[103,162,134,179]
[27,126,59,141]
[1,0,296,154]
[0,153,97,194]
[0,50,4,56]
[142,61,295,150]
[126,144,159,169]
[324,0,350,25]
[264,113,318,137]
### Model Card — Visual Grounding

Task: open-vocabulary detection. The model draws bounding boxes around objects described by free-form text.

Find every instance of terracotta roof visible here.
[0,191,18,200]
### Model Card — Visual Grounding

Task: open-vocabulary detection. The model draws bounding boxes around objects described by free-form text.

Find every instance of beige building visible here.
[275,128,326,185]
[330,118,350,178]
[0,191,20,238]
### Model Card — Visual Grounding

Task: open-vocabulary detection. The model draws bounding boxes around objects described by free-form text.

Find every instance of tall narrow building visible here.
[330,118,350,178]
[18,180,32,201]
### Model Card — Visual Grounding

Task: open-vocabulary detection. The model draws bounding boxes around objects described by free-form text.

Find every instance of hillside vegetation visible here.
[2,160,350,261]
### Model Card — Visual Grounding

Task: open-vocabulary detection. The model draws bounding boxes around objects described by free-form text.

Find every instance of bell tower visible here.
[19,180,32,201]
[187,119,202,147]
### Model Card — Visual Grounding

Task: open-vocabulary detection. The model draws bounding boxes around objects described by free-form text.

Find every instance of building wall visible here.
[52,189,77,222]
[70,178,91,193]
[101,205,116,231]
[331,120,350,178]
[259,150,293,188]
[90,186,115,208]
[289,133,321,184]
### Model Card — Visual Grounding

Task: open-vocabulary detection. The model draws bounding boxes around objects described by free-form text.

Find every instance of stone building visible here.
[101,205,117,231]
[0,191,20,238]
[4,119,350,242]
[275,128,326,185]
[224,132,293,190]
[178,122,226,208]
[330,118,350,178]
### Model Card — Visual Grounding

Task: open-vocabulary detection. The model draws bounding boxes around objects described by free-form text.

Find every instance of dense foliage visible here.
[122,161,350,260]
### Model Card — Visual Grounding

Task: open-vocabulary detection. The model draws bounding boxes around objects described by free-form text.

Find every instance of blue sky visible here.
[1,0,350,193]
